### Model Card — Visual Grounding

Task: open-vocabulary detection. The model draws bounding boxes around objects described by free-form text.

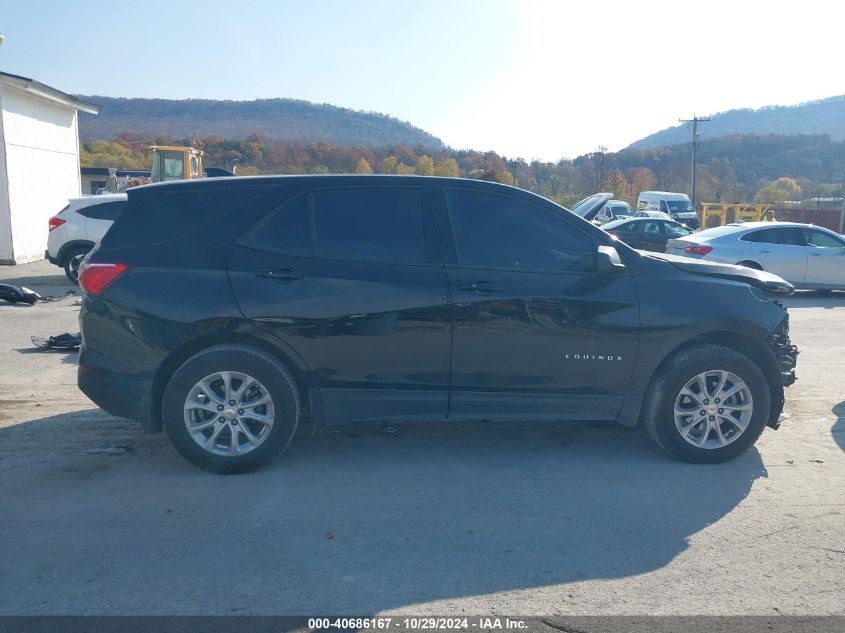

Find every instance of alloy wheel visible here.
[183,371,275,456]
[673,370,753,449]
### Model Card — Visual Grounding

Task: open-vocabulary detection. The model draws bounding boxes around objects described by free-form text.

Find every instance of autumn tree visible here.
[603,169,629,200]
[753,177,802,203]
[379,156,398,174]
[434,157,460,177]
[415,155,435,176]
[354,157,373,174]
[628,167,656,204]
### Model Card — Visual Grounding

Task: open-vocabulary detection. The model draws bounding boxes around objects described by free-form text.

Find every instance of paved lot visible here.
[0,260,843,616]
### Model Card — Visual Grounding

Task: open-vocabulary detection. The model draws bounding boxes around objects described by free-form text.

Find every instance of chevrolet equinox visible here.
[77,176,799,473]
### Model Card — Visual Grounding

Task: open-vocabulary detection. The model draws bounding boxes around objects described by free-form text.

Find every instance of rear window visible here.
[695,225,746,239]
[77,201,126,221]
[312,187,432,265]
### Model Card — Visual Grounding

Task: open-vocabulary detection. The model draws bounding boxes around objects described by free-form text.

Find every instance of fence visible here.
[700,203,845,233]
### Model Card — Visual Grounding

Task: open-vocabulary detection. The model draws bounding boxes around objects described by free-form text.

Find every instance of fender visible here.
[56,239,95,266]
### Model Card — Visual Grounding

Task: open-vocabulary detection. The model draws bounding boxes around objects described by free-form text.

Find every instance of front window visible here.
[804,229,845,248]
[666,200,694,213]
[446,189,596,273]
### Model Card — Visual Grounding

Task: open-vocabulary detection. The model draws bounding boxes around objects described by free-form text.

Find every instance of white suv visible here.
[46,194,128,283]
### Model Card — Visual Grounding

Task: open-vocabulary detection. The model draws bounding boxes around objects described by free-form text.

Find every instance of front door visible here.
[437,188,640,421]
[802,228,845,287]
[227,186,451,425]
[745,227,808,284]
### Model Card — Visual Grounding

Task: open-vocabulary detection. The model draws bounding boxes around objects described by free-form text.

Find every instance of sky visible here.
[1,0,843,161]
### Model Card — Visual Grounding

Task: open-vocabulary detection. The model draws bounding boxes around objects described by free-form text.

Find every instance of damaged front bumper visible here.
[772,312,799,387]
[767,311,798,430]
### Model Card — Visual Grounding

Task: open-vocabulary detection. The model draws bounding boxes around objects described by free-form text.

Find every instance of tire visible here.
[162,345,300,474]
[736,260,763,271]
[63,245,91,285]
[644,345,771,463]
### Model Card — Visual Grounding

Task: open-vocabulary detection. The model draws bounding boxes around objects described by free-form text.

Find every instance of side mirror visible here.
[596,245,626,273]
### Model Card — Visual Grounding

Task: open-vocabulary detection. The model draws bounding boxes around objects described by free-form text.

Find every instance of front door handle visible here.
[255,268,304,282]
[459,281,503,293]
[759,249,772,253]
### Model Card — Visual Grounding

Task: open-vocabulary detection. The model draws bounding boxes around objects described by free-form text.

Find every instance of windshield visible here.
[695,224,744,239]
[666,200,694,213]
[151,151,185,183]
[610,206,631,217]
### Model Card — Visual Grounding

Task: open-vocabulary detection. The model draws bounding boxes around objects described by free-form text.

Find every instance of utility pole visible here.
[594,145,607,191]
[679,116,710,207]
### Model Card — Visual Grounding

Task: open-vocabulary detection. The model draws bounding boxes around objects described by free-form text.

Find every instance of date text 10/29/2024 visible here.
[308,618,528,630]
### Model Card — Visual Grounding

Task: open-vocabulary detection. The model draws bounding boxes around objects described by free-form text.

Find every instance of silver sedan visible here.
[666,222,845,290]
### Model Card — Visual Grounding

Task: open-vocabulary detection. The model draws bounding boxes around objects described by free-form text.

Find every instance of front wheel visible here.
[645,345,771,463]
[162,345,300,474]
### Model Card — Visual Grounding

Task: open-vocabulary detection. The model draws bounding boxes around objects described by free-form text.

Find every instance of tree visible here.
[354,157,373,174]
[396,162,415,175]
[603,169,629,200]
[434,157,460,177]
[753,177,802,203]
[415,155,435,176]
[628,167,656,204]
[379,156,398,174]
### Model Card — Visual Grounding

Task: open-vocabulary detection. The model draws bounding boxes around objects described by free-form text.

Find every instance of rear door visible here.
[802,228,845,287]
[743,227,808,284]
[635,220,666,251]
[227,186,451,425]
[437,187,640,421]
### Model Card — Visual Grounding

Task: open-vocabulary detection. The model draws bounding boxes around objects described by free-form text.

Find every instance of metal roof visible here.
[0,71,98,114]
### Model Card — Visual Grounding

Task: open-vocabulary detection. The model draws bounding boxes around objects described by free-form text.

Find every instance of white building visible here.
[0,72,97,264]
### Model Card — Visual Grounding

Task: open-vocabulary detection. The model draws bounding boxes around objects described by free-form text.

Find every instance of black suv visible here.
[77,176,798,473]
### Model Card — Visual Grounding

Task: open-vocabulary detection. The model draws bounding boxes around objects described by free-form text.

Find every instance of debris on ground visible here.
[39,290,78,303]
[0,283,40,305]
[80,446,129,456]
[326,530,336,539]
[31,332,81,350]
[381,426,398,434]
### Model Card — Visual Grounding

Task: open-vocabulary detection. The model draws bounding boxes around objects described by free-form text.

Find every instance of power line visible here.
[679,116,710,207]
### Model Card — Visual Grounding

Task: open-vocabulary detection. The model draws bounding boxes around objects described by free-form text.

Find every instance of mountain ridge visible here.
[76,95,444,150]
[627,95,845,150]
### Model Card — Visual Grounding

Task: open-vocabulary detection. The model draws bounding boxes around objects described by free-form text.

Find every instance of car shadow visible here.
[832,401,845,454]
[0,409,767,614]
[14,346,79,364]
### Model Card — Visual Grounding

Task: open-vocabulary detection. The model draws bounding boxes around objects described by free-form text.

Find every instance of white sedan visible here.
[666,221,845,291]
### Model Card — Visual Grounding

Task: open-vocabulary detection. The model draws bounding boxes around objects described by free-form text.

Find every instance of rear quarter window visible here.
[77,201,126,221]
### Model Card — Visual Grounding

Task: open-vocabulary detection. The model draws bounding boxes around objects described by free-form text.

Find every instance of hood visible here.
[646,252,794,295]
[569,192,613,221]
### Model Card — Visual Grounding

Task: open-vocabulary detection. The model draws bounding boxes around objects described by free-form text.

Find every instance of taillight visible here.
[78,261,129,295]
[48,217,65,231]
[685,245,713,256]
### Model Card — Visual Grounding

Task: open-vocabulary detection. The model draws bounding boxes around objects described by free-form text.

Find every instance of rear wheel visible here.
[63,245,91,284]
[162,345,300,474]
[645,345,770,463]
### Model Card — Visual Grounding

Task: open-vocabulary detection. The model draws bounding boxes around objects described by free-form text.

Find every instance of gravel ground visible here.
[0,260,842,616]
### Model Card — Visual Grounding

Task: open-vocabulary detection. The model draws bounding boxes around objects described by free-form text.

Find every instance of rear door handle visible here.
[255,268,303,282]
[459,281,503,293]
